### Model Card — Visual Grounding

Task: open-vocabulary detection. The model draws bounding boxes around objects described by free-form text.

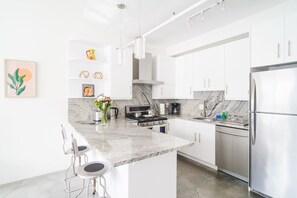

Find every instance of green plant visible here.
[7,68,26,96]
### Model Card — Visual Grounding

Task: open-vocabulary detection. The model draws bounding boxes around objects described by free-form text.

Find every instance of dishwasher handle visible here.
[216,129,248,138]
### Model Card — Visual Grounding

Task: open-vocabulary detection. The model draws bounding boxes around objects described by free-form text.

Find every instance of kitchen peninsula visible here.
[68,118,193,198]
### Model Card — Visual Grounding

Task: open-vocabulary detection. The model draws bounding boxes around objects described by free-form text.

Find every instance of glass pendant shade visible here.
[134,36,145,59]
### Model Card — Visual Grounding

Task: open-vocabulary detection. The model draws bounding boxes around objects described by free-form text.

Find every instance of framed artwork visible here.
[5,59,36,98]
[82,84,94,97]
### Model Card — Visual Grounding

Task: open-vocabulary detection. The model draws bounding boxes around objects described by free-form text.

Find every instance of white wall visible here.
[166,0,297,56]
[0,0,119,185]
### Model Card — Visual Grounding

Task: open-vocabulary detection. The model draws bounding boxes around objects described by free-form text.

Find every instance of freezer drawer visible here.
[250,113,297,198]
[216,126,248,181]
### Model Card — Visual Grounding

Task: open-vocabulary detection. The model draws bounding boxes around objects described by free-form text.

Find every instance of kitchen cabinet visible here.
[251,17,284,67]
[197,45,225,91]
[192,52,203,91]
[167,119,175,136]
[108,47,133,100]
[175,54,193,99]
[170,119,216,167]
[152,55,176,99]
[225,38,250,100]
[251,11,297,68]
[285,12,297,63]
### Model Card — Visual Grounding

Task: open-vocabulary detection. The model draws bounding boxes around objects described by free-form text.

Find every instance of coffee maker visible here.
[171,103,180,115]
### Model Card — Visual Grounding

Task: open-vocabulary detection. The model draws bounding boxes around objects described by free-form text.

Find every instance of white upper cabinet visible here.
[198,45,225,91]
[152,55,175,99]
[175,54,193,99]
[225,38,250,100]
[285,12,297,63]
[109,47,133,100]
[192,52,203,91]
[251,17,285,67]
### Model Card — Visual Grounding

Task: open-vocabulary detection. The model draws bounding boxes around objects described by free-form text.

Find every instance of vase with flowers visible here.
[94,94,113,125]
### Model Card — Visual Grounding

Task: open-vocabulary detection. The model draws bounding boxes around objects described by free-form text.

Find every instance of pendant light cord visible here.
[138,0,141,37]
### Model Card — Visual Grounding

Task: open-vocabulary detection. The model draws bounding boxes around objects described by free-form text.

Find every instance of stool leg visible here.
[84,154,88,163]
[87,179,91,198]
[93,178,97,195]
[72,156,77,176]
[64,155,74,192]
[99,176,110,198]
[75,179,85,198]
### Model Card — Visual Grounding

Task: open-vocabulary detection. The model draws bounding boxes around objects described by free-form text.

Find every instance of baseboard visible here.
[177,152,218,170]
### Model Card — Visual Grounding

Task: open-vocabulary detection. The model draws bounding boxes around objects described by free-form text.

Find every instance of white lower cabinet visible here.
[169,119,216,167]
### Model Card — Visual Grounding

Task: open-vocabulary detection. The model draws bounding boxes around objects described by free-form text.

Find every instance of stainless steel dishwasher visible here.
[216,125,248,182]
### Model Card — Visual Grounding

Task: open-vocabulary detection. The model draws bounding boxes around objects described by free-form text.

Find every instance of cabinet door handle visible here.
[288,40,291,57]
[199,133,201,143]
[194,133,197,142]
[208,79,210,88]
[277,43,280,58]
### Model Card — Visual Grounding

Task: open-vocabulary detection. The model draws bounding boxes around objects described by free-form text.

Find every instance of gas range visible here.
[125,105,168,129]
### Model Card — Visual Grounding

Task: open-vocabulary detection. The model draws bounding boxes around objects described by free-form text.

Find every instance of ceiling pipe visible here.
[126,0,210,47]
[188,0,225,22]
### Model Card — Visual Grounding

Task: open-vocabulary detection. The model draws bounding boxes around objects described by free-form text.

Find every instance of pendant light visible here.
[134,0,145,59]
[117,3,125,65]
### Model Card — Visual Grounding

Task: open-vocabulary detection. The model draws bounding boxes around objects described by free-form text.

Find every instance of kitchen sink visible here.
[193,117,215,122]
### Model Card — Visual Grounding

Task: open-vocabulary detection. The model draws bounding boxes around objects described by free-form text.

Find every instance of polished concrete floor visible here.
[177,156,261,198]
[0,156,262,198]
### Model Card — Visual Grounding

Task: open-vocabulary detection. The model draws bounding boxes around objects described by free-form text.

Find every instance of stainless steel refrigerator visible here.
[249,65,297,198]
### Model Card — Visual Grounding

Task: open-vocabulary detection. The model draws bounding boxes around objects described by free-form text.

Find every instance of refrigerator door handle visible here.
[251,78,257,145]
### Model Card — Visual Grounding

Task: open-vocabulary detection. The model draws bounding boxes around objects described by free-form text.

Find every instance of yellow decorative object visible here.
[86,49,96,60]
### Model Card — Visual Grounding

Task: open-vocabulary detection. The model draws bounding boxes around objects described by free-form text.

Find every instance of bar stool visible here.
[72,138,112,198]
[61,124,90,193]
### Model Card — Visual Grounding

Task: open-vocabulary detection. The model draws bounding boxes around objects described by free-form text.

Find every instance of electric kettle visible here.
[110,107,119,119]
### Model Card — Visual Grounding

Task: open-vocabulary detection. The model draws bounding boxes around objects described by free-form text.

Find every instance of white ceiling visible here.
[83,0,288,47]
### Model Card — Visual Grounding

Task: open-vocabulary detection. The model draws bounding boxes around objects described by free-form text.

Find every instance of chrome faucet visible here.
[199,101,207,117]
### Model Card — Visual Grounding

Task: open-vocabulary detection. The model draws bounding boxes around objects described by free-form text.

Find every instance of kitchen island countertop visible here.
[69,118,193,167]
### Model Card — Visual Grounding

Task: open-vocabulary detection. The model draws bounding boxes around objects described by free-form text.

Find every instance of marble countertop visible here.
[166,115,249,130]
[69,119,193,167]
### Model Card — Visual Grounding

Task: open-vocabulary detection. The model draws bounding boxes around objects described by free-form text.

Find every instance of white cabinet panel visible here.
[195,123,216,165]
[225,38,250,100]
[175,54,193,99]
[199,45,225,91]
[192,52,203,91]
[109,48,132,99]
[251,17,284,67]
[285,12,297,63]
[171,119,216,166]
[152,56,175,99]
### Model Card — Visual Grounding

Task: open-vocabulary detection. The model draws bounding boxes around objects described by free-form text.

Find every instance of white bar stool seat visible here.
[72,138,112,198]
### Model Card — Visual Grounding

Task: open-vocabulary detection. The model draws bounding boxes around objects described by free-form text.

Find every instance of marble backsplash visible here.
[68,84,248,121]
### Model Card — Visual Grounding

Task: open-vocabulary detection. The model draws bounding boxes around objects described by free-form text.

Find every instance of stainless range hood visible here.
[133,53,164,85]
